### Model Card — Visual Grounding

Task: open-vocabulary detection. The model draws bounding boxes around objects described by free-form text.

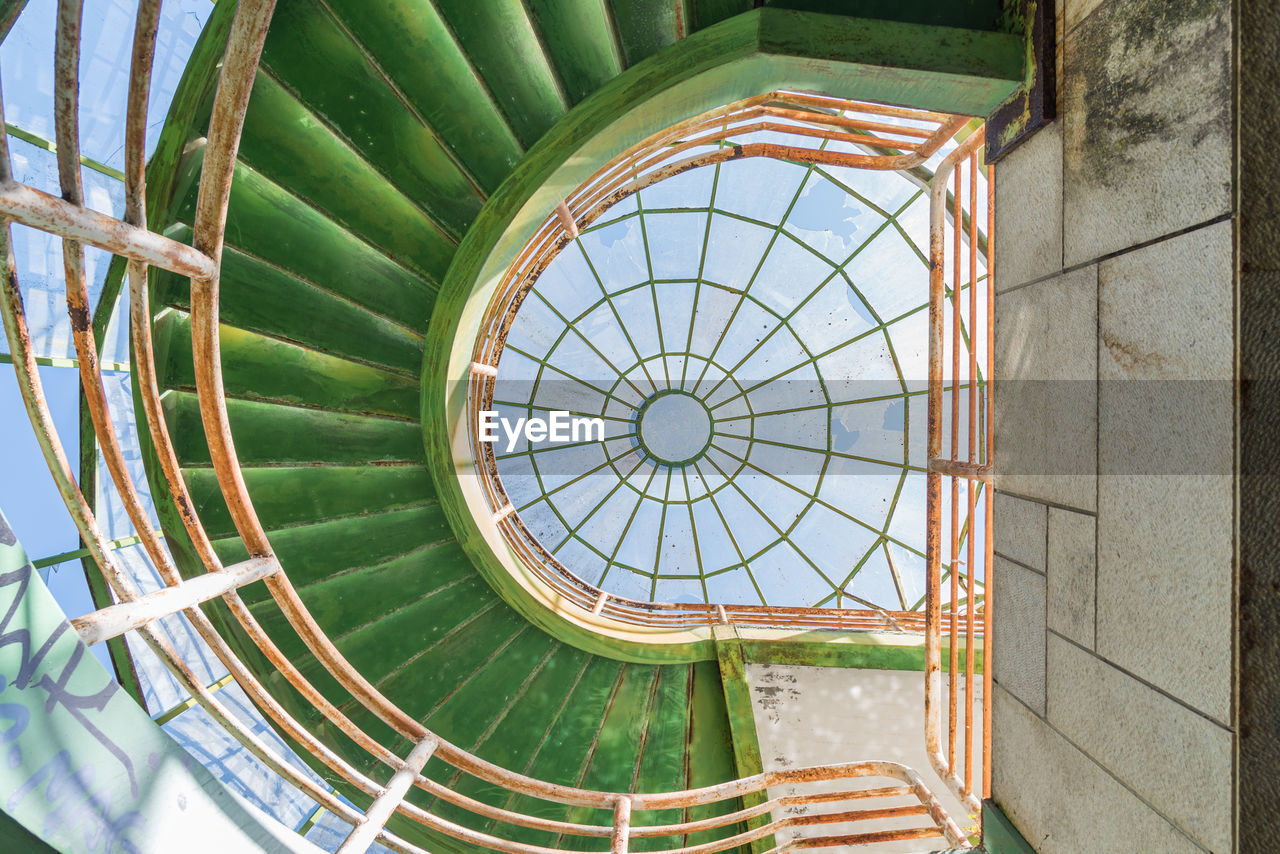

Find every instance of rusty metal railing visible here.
[467,92,974,633]
[0,2,981,851]
[925,128,993,814]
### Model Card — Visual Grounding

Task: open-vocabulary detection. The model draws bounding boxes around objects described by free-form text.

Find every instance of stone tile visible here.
[993,558,1045,716]
[994,492,1046,571]
[992,686,1203,854]
[1099,221,1234,383]
[1063,0,1231,265]
[1064,0,1108,35]
[994,122,1062,290]
[994,266,1096,511]
[1046,508,1095,648]
[1096,221,1234,722]
[1096,473,1232,722]
[1046,635,1232,852]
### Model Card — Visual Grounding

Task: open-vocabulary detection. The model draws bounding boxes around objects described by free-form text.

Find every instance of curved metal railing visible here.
[465,91,975,633]
[0,2,980,851]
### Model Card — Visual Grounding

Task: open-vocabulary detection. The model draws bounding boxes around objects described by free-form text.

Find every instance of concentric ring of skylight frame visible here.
[489,119,988,611]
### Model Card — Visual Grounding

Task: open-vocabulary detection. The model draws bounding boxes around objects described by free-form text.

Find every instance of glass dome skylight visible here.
[489,152,960,611]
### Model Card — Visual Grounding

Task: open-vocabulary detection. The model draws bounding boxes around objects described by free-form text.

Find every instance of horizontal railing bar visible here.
[785,803,928,826]
[631,761,913,812]
[784,826,944,849]
[70,555,279,645]
[770,90,959,123]
[782,785,914,805]
[628,782,920,839]
[0,180,215,278]
[629,797,772,839]
[758,106,936,139]
[388,770,954,854]
[337,734,438,854]
[928,457,993,482]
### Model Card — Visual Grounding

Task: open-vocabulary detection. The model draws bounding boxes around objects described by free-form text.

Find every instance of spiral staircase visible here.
[0,0,1025,851]
[141,4,758,849]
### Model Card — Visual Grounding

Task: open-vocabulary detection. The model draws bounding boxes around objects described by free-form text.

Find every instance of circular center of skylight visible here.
[636,392,712,465]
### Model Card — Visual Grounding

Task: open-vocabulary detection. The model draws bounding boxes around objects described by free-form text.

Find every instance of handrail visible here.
[925,127,992,814]
[0,3,983,850]
[188,0,277,558]
[69,555,279,645]
[0,180,215,277]
[55,0,195,628]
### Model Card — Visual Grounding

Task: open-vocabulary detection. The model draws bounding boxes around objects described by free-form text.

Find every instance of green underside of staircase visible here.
[128,1,1019,850]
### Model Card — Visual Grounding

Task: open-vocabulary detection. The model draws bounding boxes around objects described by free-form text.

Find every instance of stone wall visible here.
[989,0,1237,851]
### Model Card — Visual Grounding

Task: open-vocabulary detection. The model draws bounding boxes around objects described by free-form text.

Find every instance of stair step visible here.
[432,0,569,147]
[209,505,451,593]
[368,603,528,711]
[171,162,436,326]
[560,663,660,851]
[261,0,485,240]
[629,666,695,851]
[237,73,456,283]
[183,465,435,541]
[155,310,420,421]
[608,0,682,66]
[421,627,560,749]
[321,577,498,685]
[686,0,754,31]
[319,0,524,192]
[153,237,425,375]
[435,645,592,832]
[686,659,745,847]
[502,656,627,846]
[525,0,623,104]
[161,391,425,467]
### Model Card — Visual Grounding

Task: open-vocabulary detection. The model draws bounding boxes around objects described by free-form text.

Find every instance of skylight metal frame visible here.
[493,181,934,610]
[468,92,983,633]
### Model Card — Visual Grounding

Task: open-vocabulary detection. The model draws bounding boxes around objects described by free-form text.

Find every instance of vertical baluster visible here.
[948,158,963,777]
[611,796,632,854]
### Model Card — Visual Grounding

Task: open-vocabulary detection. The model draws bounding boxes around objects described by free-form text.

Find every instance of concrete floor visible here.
[745,663,981,853]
